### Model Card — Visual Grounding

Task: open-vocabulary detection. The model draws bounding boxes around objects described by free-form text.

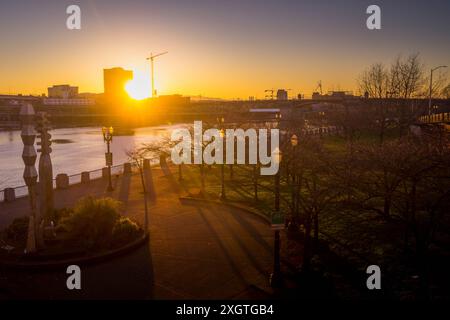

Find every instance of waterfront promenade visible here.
[0,165,275,299]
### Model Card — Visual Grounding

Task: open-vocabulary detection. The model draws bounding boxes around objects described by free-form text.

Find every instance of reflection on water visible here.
[0,124,184,190]
[52,139,74,144]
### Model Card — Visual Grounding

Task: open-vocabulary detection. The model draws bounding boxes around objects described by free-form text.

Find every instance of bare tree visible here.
[398,53,425,99]
[358,63,389,98]
[292,137,341,271]
[430,70,449,99]
[358,54,426,99]
[392,135,450,298]
[138,137,172,160]
[442,83,450,99]
[358,54,428,138]
[349,140,408,220]
[125,148,150,231]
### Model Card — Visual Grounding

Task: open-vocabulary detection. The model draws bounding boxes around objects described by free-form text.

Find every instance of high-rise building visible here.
[103,67,133,102]
[48,85,78,99]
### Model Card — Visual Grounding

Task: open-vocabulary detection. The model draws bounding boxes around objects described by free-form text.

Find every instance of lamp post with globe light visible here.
[270,148,283,288]
[428,65,447,116]
[217,116,226,200]
[102,126,114,192]
[219,128,226,200]
[289,134,299,231]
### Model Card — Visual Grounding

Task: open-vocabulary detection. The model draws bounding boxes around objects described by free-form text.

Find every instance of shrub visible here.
[60,197,121,250]
[4,216,29,244]
[112,217,142,247]
[49,207,73,224]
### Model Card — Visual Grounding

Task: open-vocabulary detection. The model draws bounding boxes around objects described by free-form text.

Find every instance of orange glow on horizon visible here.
[125,70,152,100]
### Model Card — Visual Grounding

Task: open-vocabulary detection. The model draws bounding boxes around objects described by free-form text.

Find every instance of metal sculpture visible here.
[36,112,54,227]
[20,103,39,253]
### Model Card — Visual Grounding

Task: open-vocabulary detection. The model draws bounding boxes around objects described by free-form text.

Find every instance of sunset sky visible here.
[0,0,449,99]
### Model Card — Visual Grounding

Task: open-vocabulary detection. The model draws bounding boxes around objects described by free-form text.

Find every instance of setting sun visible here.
[125,71,151,100]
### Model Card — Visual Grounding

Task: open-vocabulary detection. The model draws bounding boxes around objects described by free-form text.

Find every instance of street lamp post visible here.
[102,126,114,192]
[220,128,226,200]
[428,65,448,116]
[270,148,283,288]
[289,134,299,231]
[217,117,226,200]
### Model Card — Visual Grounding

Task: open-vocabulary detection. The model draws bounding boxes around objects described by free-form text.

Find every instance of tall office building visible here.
[103,67,133,102]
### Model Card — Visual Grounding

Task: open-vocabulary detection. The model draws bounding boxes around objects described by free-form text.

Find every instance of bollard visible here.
[124,162,132,174]
[81,171,90,184]
[160,154,167,167]
[143,159,151,170]
[102,167,110,179]
[4,188,16,202]
[55,174,69,189]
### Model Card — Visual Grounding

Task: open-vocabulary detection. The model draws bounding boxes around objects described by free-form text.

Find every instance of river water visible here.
[0,124,185,191]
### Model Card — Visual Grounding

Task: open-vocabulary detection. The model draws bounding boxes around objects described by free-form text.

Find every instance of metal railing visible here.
[418,112,450,124]
[0,155,163,203]
[0,162,133,203]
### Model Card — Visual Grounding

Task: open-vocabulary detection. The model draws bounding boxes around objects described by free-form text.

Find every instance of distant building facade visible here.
[0,94,40,104]
[103,67,133,102]
[45,84,95,105]
[48,85,78,99]
[42,98,94,106]
[312,91,356,100]
[277,89,288,101]
[312,92,322,100]
[154,94,190,106]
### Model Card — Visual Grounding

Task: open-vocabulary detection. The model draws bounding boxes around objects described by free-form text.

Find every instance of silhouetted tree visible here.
[292,137,341,270]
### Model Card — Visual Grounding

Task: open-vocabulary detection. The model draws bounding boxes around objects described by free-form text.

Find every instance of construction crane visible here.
[315,80,323,95]
[147,51,168,97]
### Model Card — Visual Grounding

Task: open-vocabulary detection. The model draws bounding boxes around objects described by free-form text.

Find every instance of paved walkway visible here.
[0,166,275,299]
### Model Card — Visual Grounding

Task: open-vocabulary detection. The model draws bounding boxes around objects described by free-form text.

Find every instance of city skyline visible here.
[1,0,450,304]
[0,0,449,99]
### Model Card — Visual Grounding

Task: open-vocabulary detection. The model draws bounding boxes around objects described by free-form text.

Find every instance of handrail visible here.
[0,157,159,202]
[418,112,450,124]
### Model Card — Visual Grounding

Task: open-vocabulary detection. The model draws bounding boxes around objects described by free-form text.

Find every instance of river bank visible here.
[0,124,185,192]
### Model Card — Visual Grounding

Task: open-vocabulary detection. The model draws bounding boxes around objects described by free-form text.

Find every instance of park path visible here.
[0,166,275,299]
